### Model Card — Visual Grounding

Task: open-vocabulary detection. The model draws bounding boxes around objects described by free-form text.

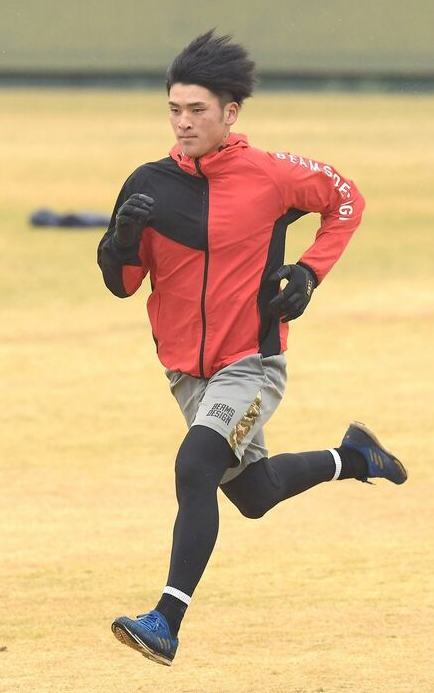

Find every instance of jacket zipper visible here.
[195,158,209,378]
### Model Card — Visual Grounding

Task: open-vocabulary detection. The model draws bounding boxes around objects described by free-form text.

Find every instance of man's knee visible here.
[175,425,233,492]
[175,434,203,492]
[238,501,267,520]
[221,487,268,519]
[220,458,279,519]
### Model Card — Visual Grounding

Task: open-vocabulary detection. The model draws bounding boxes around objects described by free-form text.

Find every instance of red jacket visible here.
[98,133,365,377]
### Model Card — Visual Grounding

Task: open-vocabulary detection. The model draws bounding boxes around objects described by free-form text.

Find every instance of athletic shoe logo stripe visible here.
[157,637,170,650]
[369,449,384,469]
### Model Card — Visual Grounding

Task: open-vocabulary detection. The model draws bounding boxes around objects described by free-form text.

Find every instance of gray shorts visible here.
[165,353,287,484]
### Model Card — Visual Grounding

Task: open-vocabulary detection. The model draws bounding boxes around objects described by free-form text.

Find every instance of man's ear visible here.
[225,102,239,126]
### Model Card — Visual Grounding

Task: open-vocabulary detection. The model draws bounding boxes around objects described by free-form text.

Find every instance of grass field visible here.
[1,90,433,693]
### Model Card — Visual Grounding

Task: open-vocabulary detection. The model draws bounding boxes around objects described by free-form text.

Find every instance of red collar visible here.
[170,132,249,177]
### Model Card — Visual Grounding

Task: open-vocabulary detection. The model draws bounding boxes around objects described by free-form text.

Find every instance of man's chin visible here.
[178,137,216,159]
[180,143,204,158]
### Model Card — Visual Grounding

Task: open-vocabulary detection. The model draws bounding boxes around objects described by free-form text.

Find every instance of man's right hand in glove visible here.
[114,193,155,247]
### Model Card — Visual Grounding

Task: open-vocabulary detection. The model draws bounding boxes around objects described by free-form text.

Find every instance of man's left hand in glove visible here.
[268,263,318,322]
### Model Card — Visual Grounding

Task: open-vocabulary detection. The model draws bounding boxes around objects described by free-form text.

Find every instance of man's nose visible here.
[178,113,192,130]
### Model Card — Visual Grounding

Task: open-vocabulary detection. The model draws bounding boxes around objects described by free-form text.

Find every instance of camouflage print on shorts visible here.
[227,390,262,452]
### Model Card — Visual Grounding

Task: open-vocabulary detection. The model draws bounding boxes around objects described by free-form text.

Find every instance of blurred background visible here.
[1,3,434,693]
[1,0,433,89]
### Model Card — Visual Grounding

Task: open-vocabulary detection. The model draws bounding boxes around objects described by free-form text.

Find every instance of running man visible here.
[98,30,407,666]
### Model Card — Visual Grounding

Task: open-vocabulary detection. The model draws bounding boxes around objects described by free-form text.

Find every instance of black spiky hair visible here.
[166,29,256,106]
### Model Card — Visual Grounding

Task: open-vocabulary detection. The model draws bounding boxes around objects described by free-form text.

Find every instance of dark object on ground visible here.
[30,209,110,228]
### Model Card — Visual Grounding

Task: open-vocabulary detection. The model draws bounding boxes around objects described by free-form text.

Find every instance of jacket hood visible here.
[169,132,249,177]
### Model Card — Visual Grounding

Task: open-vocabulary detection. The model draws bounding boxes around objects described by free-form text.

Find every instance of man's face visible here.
[168,83,238,159]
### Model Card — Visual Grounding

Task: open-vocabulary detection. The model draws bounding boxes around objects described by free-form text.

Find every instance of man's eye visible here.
[193,109,204,114]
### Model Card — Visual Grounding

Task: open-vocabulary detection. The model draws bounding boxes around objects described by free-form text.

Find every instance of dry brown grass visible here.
[1,90,433,693]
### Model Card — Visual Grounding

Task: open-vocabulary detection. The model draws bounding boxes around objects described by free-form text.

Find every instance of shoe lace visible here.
[136,612,162,632]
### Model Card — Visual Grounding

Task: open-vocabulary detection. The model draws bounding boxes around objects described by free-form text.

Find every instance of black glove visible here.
[268,263,317,322]
[114,193,155,247]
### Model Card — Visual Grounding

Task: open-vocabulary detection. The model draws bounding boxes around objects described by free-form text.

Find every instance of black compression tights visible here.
[166,425,338,597]
[166,426,231,596]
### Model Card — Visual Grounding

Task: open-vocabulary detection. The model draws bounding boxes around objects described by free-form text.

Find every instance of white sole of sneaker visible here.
[112,623,173,666]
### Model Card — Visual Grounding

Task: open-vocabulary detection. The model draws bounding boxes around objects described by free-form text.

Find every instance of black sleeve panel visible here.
[97,168,150,298]
[284,207,309,225]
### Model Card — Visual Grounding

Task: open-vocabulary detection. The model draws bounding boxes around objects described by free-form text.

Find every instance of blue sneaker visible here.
[342,421,408,484]
[111,610,178,666]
